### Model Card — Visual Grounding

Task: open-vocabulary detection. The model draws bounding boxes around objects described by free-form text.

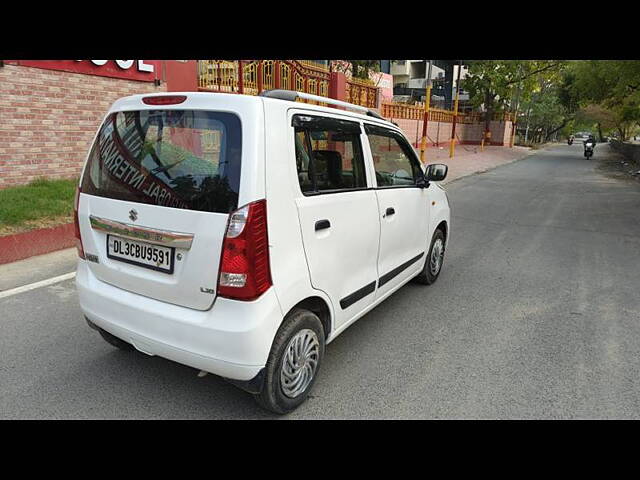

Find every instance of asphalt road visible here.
[2,144,640,419]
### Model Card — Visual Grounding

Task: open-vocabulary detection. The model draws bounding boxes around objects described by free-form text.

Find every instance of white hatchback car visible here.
[75,90,450,414]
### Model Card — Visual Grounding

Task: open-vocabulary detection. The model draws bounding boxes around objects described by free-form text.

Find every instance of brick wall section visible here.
[0,64,166,188]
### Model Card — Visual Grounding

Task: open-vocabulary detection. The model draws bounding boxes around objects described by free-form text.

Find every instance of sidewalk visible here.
[424,145,533,185]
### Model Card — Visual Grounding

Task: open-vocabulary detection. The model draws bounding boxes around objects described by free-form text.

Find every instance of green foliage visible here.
[348,60,380,80]
[523,87,566,135]
[568,60,640,140]
[0,177,77,227]
[461,60,565,135]
[336,60,380,80]
[461,60,640,143]
[462,61,564,108]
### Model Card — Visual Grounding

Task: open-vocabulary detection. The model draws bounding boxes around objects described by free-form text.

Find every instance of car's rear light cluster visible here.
[73,185,85,259]
[217,199,272,301]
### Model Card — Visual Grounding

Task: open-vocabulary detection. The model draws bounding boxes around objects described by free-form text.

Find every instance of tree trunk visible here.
[597,122,603,142]
[618,126,627,141]
[545,120,569,141]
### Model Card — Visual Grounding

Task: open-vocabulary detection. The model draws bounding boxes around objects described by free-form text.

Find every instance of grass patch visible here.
[0,178,78,235]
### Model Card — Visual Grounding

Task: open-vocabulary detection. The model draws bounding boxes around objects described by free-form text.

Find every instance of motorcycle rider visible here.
[568,134,574,145]
[584,134,596,157]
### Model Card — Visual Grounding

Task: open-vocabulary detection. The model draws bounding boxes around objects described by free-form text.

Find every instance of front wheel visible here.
[254,309,325,414]
[414,229,446,285]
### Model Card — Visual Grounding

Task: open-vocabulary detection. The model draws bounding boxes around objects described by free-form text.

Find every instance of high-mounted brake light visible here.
[142,95,187,106]
[73,185,85,259]
[217,200,272,301]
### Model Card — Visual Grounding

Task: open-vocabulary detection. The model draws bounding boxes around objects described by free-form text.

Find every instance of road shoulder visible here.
[0,248,77,293]
[596,144,640,185]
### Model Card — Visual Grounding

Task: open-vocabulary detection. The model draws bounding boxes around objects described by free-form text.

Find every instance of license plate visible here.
[106,235,175,274]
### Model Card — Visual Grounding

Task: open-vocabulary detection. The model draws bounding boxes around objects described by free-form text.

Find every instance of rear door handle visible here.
[315,219,331,231]
[385,207,395,217]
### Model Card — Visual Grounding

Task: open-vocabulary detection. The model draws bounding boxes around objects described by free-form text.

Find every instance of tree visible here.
[332,60,380,81]
[576,105,617,141]
[569,60,640,140]
[520,86,566,143]
[461,60,565,140]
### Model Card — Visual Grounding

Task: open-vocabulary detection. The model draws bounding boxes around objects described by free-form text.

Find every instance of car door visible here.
[363,123,430,298]
[292,113,380,330]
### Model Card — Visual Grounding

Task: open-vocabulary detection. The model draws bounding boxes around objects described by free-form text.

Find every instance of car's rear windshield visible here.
[81,109,242,214]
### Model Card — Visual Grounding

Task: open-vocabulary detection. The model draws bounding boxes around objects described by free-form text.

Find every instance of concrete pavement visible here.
[428,144,534,185]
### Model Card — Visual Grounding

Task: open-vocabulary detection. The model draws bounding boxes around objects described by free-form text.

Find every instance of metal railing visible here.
[382,102,458,123]
[197,60,382,109]
[380,102,514,124]
[345,77,378,109]
[198,60,332,105]
[298,60,330,72]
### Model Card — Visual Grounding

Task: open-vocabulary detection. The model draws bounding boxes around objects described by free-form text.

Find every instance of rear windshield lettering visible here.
[82,110,242,214]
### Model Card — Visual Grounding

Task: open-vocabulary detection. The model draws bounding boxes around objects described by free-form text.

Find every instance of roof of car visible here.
[113,91,400,132]
[260,95,398,130]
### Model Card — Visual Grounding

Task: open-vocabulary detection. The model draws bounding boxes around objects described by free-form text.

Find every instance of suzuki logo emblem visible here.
[129,209,138,222]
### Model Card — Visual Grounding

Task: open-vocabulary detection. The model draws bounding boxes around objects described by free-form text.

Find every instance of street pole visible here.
[419,60,433,163]
[449,60,462,158]
[510,66,523,148]
[510,84,520,148]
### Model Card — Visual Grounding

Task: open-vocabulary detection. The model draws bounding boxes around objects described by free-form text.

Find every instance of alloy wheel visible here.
[280,329,320,398]
[429,238,444,276]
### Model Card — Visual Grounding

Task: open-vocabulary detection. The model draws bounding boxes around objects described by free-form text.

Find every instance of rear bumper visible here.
[76,261,284,381]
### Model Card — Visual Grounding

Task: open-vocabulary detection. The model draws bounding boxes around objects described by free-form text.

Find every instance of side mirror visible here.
[425,163,448,182]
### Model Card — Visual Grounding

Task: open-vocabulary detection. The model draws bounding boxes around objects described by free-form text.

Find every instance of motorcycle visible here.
[568,137,573,145]
[584,141,595,159]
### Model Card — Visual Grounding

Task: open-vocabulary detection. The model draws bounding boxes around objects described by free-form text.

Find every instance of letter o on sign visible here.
[115,60,135,69]
[90,60,108,66]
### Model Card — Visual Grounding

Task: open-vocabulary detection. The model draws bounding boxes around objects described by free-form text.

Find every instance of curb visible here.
[0,222,75,265]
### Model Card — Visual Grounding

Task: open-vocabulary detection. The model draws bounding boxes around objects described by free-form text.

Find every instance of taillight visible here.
[142,95,187,105]
[73,185,85,259]
[217,199,272,301]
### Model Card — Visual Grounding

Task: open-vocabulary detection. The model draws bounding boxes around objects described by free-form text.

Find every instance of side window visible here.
[293,115,367,194]
[365,124,423,187]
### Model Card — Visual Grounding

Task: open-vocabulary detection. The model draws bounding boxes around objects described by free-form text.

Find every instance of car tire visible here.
[98,328,134,351]
[414,229,446,285]
[254,308,325,415]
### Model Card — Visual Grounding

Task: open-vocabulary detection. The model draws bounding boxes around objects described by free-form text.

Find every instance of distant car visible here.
[573,132,590,143]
